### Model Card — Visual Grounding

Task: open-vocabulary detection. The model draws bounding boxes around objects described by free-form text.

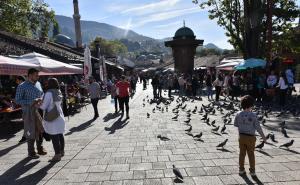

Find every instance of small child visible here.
[234,95,266,177]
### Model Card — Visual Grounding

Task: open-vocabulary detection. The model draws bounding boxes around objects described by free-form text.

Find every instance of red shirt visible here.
[116,81,130,97]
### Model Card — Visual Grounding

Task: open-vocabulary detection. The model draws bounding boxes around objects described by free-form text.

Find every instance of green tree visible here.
[192,0,299,59]
[0,0,56,38]
[90,37,128,56]
[52,21,60,37]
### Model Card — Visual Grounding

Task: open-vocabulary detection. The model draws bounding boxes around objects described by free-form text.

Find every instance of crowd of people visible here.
[147,67,296,110]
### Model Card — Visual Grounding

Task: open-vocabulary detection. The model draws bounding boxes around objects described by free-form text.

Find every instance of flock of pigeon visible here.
[142,94,297,182]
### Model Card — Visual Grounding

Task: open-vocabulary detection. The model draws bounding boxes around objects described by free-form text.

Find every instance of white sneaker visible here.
[250,171,256,177]
[239,169,246,175]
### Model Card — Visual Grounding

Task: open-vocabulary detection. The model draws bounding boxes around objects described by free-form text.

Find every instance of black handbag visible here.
[44,92,60,122]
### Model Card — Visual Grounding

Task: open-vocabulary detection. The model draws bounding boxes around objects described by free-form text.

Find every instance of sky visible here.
[44,0,300,49]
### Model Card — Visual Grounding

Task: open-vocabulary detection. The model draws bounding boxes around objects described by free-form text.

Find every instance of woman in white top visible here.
[39,78,66,162]
[213,74,224,102]
[277,72,288,109]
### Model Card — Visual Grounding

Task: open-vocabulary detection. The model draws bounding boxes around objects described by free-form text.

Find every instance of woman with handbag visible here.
[38,78,66,162]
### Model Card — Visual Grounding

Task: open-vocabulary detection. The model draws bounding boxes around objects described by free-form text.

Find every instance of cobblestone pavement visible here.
[0,83,300,185]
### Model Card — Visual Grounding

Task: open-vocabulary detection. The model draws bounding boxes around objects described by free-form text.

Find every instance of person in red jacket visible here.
[116,75,131,119]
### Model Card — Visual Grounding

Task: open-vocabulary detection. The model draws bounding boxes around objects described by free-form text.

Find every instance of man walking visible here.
[116,75,131,119]
[88,76,100,120]
[15,68,46,159]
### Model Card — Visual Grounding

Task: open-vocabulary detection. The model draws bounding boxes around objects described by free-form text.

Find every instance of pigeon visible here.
[212,126,220,132]
[142,103,145,107]
[185,126,192,132]
[206,118,210,124]
[262,119,266,125]
[255,141,265,149]
[216,139,228,148]
[193,132,202,139]
[279,140,294,149]
[157,135,170,141]
[172,165,183,181]
[221,125,226,133]
[212,109,216,115]
[152,108,155,113]
[270,134,278,143]
[281,127,289,138]
[211,120,216,127]
[147,113,150,118]
[184,119,191,124]
[172,115,179,119]
[201,113,208,120]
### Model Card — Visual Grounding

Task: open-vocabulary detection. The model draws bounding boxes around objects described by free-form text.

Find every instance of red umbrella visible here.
[283,59,294,64]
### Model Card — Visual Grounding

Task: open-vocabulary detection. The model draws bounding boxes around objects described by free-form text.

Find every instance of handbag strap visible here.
[44,91,57,113]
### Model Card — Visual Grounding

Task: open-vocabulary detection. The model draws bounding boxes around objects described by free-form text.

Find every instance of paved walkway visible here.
[0,83,299,185]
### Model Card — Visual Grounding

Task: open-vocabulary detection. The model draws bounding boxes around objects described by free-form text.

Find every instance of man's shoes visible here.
[37,148,47,155]
[28,153,39,159]
[249,171,256,177]
[19,136,26,143]
[61,150,65,157]
[48,154,61,162]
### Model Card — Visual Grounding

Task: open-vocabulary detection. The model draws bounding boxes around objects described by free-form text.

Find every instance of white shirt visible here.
[40,92,66,135]
[278,77,288,90]
[178,77,185,86]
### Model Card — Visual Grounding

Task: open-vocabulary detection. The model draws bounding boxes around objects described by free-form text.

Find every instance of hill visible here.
[55,15,154,43]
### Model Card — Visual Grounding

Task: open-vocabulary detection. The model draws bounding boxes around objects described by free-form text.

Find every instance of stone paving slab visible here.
[0,83,299,185]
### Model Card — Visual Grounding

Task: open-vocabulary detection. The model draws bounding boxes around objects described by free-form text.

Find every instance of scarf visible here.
[47,89,63,102]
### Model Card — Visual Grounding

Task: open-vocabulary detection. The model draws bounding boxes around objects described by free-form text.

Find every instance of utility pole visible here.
[266,0,274,64]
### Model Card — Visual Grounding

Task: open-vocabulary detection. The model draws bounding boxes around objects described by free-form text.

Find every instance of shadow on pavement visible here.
[103,113,121,122]
[104,117,129,134]
[0,143,22,157]
[0,157,53,185]
[217,148,233,153]
[257,150,273,158]
[65,119,95,136]
[280,148,300,154]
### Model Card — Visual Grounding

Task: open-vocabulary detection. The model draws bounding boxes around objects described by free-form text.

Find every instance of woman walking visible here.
[38,78,66,162]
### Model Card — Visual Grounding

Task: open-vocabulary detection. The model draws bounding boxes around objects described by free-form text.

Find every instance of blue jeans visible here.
[207,86,213,99]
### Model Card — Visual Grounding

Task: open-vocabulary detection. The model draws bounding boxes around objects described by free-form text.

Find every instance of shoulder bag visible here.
[44,92,60,122]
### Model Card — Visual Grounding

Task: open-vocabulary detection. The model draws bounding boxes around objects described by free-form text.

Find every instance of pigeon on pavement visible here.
[255,141,265,149]
[279,140,294,149]
[216,139,228,148]
[172,165,183,181]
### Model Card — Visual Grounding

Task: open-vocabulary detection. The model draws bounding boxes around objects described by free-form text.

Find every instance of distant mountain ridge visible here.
[55,15,154,43]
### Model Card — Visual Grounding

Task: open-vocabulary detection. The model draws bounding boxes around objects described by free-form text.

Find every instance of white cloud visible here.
[122,0,181,15]
[154,21,182,29]
[132,7,202,28]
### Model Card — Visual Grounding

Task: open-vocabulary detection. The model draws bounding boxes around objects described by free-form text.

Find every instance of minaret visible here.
[73,0,82,48]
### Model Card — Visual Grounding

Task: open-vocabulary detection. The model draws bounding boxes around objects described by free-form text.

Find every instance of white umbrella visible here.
[216,61,240,68]
[84,47,92,79]
[0,55,39,75]
[220,58,244,64]
[17,52,83,75]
